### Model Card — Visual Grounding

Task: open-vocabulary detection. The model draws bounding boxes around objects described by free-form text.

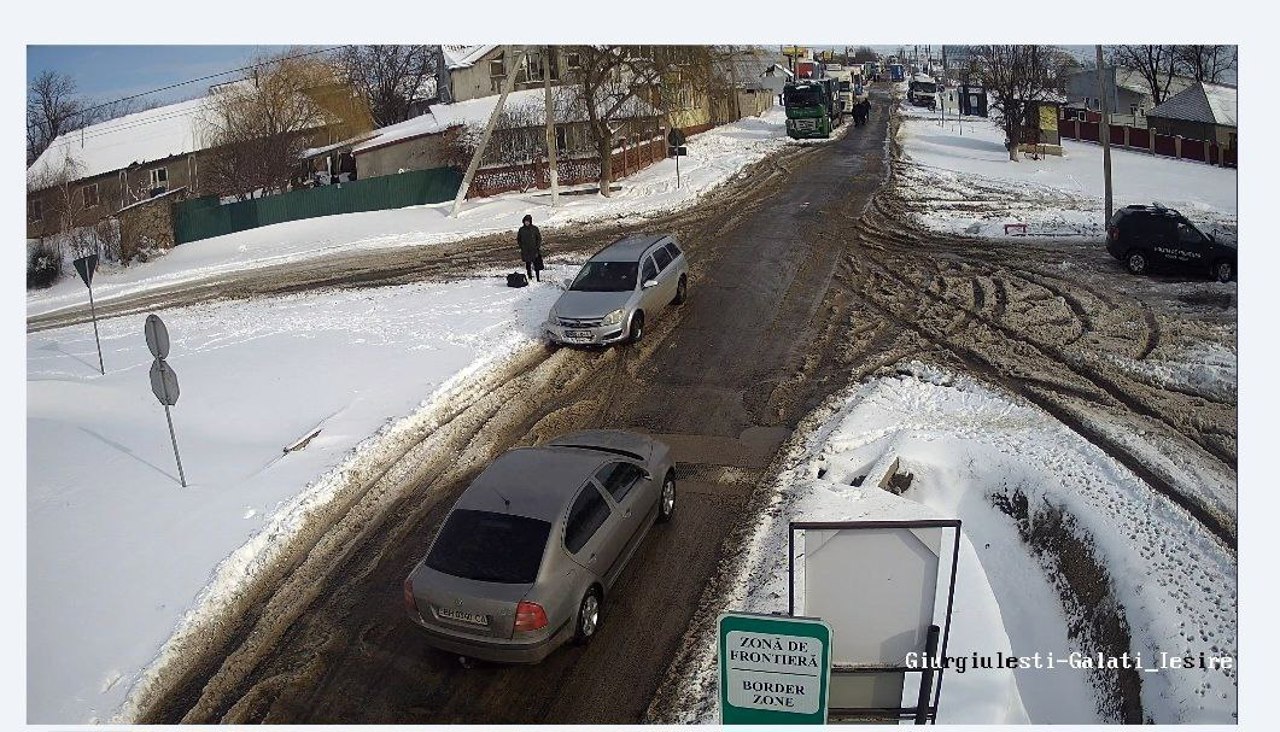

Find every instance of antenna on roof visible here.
[489,484,511,511]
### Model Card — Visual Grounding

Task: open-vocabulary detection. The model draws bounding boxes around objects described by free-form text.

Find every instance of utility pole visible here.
[1095,45,1114,227]
[543,45,560,207]
[452,45,527,217]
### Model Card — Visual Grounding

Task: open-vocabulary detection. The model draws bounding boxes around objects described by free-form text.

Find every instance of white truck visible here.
[908,73,939,108]
[825,65,865,116]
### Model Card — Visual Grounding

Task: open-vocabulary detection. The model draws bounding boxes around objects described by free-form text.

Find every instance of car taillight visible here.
[514,601,548,633]
[403,577,419,617]
[1107,226,1118,242]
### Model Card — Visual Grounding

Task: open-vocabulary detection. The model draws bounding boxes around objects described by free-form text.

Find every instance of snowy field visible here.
[895,103,1238,241]
[670,362,1236,724]
[26,273,566,722]
[28,107,795,320]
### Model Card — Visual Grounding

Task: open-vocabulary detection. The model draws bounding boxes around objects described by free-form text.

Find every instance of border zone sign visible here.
[718,612,831,724]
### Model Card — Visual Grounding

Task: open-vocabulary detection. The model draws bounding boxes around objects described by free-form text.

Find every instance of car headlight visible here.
[601,309,625,327]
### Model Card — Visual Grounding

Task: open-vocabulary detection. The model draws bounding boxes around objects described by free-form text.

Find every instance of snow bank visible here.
[668,362,1235,724]
[26,271,570,722]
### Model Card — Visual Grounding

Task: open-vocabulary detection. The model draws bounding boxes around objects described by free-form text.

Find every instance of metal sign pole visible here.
[164,404,187,487]
[87,282,104,375]
[676,153,680,189]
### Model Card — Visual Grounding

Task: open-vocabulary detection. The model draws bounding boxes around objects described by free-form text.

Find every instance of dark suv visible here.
[1106,205,1236,282]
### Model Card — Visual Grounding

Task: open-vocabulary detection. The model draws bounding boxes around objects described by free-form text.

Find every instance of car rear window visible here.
[664,241,681,260]
[425,509,550,584]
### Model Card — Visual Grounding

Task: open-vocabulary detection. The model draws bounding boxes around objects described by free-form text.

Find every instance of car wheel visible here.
[1215,260,1235,283]
[573,587,602,644]
[1126,250,1148,276]
[627,311,645,344]
[673,275,688,305]
[657,472,676,523]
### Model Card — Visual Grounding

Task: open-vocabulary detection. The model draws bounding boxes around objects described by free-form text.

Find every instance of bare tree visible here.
[1109,45,1183,104]
[563,45,712,196]
[27,70,86,165]
[333,45,440,127]
[971,45,1063,161]
[200,49,331,201]
[852,46,878,63]
[1175,45,1237,84]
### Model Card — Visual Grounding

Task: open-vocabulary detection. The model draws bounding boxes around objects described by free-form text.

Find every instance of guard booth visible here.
[958,84,988,117]
[789,519,962,723]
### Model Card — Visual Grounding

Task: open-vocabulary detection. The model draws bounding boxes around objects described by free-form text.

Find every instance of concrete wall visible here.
[356,130,459,179]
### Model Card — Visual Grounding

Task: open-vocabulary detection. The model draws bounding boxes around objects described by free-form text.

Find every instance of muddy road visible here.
[131,90,1236,724]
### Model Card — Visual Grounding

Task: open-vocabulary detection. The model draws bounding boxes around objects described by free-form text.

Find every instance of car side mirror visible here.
[642,279,659,289]
[561,277,573,289]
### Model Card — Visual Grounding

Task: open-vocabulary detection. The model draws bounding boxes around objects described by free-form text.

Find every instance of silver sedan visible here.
[403,430,677,663]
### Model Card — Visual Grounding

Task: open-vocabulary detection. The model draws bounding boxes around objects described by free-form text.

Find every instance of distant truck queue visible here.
[783,60,874,139]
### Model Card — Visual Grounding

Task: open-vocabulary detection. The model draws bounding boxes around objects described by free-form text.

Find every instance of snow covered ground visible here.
[26,272,568,722]
[671,362,1236,724]
[28,107,796,320]
[24,103,844,724]
[894,103,1238,241]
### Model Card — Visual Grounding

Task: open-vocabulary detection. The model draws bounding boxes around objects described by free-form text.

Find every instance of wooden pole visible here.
[543,45,560,206]
[1096,45,1114,227]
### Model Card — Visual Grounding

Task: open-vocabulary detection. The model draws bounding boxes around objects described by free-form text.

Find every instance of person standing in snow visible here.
[517,214,544,282]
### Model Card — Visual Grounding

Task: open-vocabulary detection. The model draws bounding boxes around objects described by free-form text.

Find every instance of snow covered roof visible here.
[441,45,499,70]
[1148,81,1237,127]
[353,85,661,154]
[28,95,215,187]
[762,63,794,79]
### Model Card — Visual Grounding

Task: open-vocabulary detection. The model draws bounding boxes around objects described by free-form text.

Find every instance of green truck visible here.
[784,80,837,139]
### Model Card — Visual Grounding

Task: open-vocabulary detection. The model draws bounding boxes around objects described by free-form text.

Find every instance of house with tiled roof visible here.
[1146,81,1237,150]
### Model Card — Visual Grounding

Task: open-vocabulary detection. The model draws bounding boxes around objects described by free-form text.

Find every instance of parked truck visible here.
[908,73,938,107]
[888,63,906,82]
[827,67,856,119]
[784,80,835,139]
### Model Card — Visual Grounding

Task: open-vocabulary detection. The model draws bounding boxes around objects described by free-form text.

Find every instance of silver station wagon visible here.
[544,233,689,346]
[403,430,677,664]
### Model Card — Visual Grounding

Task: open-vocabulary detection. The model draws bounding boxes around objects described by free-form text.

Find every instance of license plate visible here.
[566,330,593,340]
[437,607,489,626]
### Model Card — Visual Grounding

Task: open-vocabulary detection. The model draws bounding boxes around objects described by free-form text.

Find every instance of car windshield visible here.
[425,509,550,584]
[785,86,824,106]
[570,261,638,292]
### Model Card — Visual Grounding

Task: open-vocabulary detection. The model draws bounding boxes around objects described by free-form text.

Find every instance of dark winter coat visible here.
[517,224,543,263]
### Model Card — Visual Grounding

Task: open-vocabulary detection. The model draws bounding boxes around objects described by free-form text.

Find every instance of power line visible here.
[75,45,348,118]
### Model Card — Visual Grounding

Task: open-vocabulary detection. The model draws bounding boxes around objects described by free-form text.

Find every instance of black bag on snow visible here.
[507,272,529,288]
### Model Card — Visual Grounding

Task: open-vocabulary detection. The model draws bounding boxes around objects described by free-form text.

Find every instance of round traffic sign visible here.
[150,360,181,406]
[145,314,171,360]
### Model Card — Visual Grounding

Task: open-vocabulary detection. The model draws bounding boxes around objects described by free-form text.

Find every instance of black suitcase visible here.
[507,272,529,288]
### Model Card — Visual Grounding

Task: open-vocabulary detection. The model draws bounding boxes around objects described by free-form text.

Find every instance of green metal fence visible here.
[173,167,463,244]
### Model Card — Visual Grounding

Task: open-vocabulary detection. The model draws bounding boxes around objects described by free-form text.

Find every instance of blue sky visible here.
[26,46,292,108]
